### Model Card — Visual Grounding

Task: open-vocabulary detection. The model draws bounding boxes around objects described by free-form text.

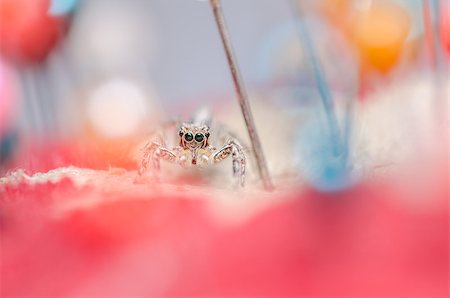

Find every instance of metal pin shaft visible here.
[209,0,273,190]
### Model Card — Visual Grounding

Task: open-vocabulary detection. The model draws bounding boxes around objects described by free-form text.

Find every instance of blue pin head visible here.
[0,131,18,164]
[49,0,79,16]
[295,117,358,192]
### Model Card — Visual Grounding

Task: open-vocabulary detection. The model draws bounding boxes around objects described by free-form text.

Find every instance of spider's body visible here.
[139,120,246,187]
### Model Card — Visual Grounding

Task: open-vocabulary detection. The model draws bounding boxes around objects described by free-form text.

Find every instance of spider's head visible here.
[178,123,210,150]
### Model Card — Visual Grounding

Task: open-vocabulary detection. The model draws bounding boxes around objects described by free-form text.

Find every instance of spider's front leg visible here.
[213,139,246,187]
[139,141,179,175]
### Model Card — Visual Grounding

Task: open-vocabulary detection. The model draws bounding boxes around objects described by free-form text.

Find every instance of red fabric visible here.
[1,175,447,297]
[1,138,448,296]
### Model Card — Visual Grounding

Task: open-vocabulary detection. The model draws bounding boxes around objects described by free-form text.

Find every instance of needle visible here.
[422,0,446,123]
[290,0,342,155]
[208,0,274,190]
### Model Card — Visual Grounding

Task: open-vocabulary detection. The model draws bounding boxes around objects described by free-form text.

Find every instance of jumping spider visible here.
[138,121,246,187]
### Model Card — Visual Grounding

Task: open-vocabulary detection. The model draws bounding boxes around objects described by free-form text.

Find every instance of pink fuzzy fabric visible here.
[1,159,447,297]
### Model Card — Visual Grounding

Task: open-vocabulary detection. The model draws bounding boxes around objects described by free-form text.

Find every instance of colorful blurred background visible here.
[0,0,448,297]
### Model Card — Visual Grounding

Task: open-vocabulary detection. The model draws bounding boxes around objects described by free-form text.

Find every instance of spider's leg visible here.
[139,142,178,175]
[213,140,246,187]
[152,147,178,170]
[139,141,159,175]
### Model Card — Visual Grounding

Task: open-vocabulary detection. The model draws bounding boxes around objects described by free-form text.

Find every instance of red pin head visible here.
[0,0,66,65]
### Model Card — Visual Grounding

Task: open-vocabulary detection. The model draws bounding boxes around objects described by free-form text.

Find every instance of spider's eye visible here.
[184,132,194,142]
[195,133,204,142]
[179,131,184,137]
[205,132,210,138]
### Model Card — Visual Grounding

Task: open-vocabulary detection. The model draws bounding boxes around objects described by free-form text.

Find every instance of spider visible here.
[138,119,246,187]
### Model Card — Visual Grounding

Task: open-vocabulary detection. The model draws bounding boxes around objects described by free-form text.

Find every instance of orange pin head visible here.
[351,2,411,74]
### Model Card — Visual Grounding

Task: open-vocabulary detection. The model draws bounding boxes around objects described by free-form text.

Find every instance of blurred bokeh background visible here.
[0,1,445,140]
[0,0,448,297]
[0,0,448,173]
[2,0,299,138]
[0,0,448,177]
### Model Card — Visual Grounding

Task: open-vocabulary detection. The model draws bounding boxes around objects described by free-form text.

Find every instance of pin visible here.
[289,0,357,191]
[422,0,445,70]
[208,0,274,190]
[290,0,342,154]
[422,0,446,123]
[423,0,438,66]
